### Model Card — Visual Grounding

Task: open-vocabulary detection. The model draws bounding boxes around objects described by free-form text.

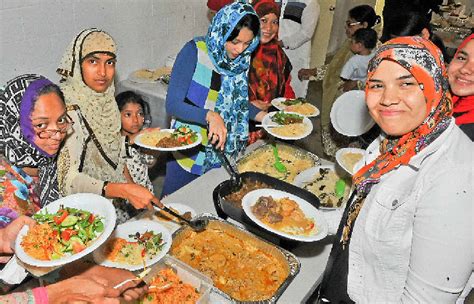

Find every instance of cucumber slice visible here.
[61,215,78,227]
[69,236,84,245]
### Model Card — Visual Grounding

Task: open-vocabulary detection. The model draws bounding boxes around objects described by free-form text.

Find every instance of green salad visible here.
[172,125,199,146]
[32,206,105,258]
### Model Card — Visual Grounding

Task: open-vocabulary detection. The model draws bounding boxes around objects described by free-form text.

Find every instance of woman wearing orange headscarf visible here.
[317,37,473,303]
[448,34,474,141]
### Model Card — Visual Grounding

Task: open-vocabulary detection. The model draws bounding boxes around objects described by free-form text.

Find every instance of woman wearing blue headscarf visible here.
[162,2,263,196]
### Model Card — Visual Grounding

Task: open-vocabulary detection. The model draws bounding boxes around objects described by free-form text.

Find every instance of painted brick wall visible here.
[0,0,210,85]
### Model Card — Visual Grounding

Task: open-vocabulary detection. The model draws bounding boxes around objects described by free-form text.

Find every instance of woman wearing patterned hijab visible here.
[56,28,160,223]
[0,74,70,226]
[162,2,265,196]
[318,37,473,302]
[247,0,295,144]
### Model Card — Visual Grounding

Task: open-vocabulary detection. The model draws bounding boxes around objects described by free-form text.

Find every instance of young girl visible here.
[115,91,157,168]
[115,91,150,137]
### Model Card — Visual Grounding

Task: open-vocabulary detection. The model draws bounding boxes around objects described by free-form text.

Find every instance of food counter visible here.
[161,166,334,303]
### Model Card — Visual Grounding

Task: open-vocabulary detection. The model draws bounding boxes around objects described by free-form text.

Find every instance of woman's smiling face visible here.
[448,39,474,97]
[259,13,279,44]
[366,60,427,136]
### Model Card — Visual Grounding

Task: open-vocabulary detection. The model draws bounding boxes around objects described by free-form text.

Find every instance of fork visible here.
[113,267,151,289]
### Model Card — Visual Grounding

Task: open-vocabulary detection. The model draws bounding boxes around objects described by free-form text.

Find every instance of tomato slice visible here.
[88,214,95,224]
[53,209,69,225]
[61,229,77,241]
[72,241,86,253]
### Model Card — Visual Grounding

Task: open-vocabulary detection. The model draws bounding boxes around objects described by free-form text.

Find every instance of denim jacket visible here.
[348,119,474,303]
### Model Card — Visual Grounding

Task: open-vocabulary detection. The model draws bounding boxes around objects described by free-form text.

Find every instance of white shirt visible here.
[276,0,319,98]
[345,120,474,303]
[340,53,375,83]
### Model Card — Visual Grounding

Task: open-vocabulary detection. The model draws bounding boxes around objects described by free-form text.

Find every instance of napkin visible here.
[0,256,28,284]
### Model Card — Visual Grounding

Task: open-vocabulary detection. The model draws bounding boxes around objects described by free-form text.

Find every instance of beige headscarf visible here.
[57,28,122,168]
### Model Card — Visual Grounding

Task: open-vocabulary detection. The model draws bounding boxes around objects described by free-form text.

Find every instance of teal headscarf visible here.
[203,1,260,170]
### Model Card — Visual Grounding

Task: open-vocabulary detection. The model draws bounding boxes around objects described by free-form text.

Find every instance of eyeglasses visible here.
[35,116,74,139]
[346,21,361,27]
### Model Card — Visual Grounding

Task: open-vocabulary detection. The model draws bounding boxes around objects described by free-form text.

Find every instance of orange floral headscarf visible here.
[342,36,453,247]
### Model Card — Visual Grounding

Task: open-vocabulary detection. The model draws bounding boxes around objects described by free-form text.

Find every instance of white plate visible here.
[134,128,202,151]
[271,97,320,117]
[330,90,375,137]
[335,148,365,175]
[93,220,172,271]
[242,189,328,242]
[261,111,313,140]
[15,193,116,268]
[151,203,197,233]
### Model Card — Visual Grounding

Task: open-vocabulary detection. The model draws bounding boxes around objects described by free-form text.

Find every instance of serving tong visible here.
[215,148,242,190]
[159,205,208,232]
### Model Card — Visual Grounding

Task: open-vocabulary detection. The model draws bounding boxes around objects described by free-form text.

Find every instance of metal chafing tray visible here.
[170,214,301,303]
[237,142,320,184]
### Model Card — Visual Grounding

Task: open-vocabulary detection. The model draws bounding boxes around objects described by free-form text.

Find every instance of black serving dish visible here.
[213,171,321,249]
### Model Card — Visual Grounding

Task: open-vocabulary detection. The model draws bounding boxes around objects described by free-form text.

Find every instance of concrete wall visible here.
[0,0,210,85]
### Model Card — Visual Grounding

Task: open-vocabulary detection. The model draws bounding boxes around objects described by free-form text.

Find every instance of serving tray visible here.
[170,214,300,303]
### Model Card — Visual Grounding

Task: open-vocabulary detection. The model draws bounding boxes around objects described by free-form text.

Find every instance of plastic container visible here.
[144,255,213,304]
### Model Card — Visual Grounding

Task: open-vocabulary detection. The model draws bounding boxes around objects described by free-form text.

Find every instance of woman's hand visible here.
[68,264,148,302]
[105,183,162,210]
[0,216,35,254]
[206,110,227,150]
[251,100,272,111]
[298,68,317,81]
[46,275,121,304]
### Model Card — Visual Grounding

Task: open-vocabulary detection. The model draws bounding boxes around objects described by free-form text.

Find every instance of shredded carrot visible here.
[21,223,62,260]
[142,268,200,304]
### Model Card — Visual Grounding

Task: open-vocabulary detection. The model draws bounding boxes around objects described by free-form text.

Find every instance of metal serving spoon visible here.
[160,205,208,232]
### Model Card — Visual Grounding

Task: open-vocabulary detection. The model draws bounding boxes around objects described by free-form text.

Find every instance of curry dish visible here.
[238,144,317,183]
[170,221,289,301]
[252,196,315,236]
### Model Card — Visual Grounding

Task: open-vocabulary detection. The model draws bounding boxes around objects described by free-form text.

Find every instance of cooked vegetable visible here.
[271,112,304,125]
[281,97,308,106]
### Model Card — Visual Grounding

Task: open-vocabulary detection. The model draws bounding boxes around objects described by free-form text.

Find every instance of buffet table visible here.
[161,166,334,303]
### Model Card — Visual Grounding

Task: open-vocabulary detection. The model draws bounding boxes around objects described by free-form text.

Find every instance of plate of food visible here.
[15,193,116,268]
[242,189,327,242]
[93,220,172,271]
[261,111,313,140]
[294,164,351,209]
[134,126,202,151]
[128,67,172,84]
[335,148,365,175]
[271,97,320,117]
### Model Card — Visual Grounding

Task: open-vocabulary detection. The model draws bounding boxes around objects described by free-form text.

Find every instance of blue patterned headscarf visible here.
[203,1,260,169]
